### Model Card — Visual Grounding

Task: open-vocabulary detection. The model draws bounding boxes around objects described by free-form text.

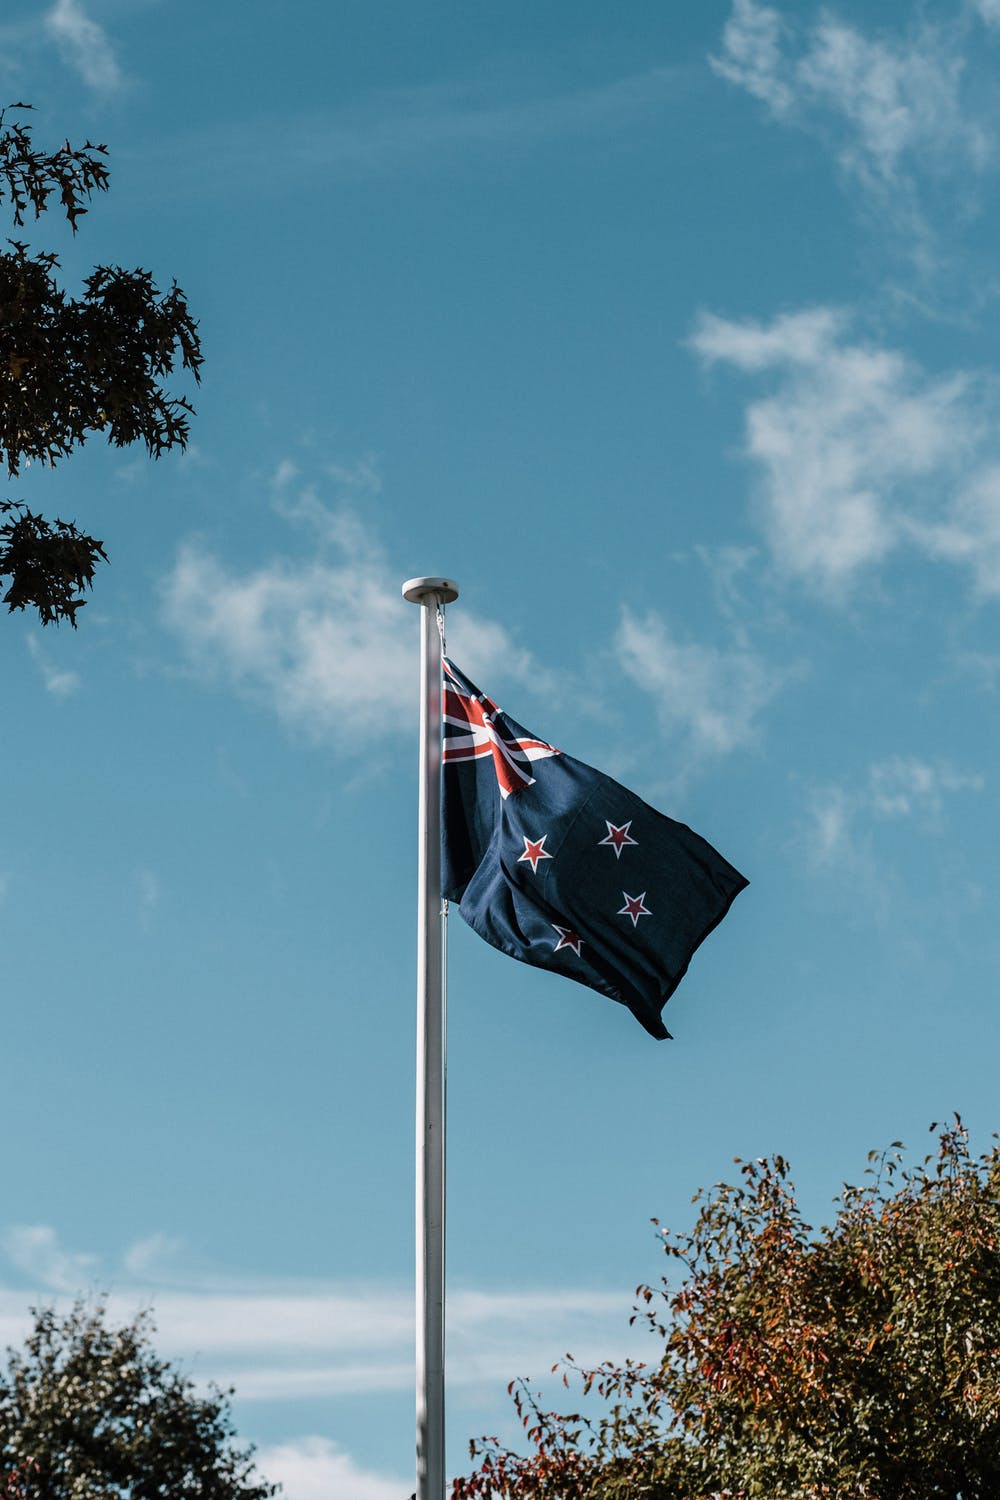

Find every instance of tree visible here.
[0,103,202,625]
[0,1302,278,1498]
[455,1117,1000,1499]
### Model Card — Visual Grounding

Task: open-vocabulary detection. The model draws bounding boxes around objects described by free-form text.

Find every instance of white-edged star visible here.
[518,834,553,874]
[552,924,583,956]
[618,891,652,927]
[598,820,638,859]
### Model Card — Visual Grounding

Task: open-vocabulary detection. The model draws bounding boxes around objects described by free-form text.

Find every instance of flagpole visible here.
[403,575,459,1500]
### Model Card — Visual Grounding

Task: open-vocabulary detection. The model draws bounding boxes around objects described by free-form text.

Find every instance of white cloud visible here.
[710,0,794,114]
[798,780,895,924]
[711,0,990,202]
[154,66,678,194]
[797,16,984,186]
[866,756,984,819]
[123,1232,184,1278]
[905,464,1000,597]
[797,756,984,929]
[3,1225,97,1293]
[955,648,1000,690]
[0,1223,641,1403]
[27,635,80,698]
[161,478,536,745]
[690,545,789,645]
[974,0,1000,26]
[615,608,787,755]
[211,1361,415,1400]
[149,1283,631,1389]
[136,868,159,929]
[803,755,984,868]
[692,305,844,371]
[162,543,407,744]
[45,0,121,93]
[690,307,977,593]
[254,1437,409,1500]
[148,1288,414,1358]
[805,782,853,864]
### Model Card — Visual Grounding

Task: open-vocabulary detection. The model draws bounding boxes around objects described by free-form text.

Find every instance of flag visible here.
[441,659,748,1039]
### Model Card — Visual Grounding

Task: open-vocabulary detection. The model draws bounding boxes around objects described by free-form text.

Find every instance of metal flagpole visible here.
[403,576,459,1500]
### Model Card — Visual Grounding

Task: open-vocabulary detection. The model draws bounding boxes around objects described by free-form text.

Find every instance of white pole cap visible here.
[402,576,459,605]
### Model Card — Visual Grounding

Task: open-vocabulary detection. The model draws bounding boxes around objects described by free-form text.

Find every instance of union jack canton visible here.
[443,659,559,798]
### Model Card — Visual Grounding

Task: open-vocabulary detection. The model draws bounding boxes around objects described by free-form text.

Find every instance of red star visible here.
[552,924,583,956]
[598,820,638,859]
[518,834,553,874]
[618,891,652,927]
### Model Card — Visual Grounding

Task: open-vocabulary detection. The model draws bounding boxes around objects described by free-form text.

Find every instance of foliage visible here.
[0,500,106,625]
[455,1117,1000,1500]
[0,103,202,625]
[0,1302,278,1498]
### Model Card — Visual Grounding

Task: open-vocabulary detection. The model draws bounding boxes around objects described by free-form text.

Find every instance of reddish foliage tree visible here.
[455,1118,1000,1499]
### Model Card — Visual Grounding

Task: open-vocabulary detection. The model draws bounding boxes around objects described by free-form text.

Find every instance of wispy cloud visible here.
[307,64,676,165]
[44,0,122,93]
[3,1225,97,1294]
[955,648,1000,691]
[711,0,795,115]
[690,306,989,595]
[802,755,984,868]
[904,464,1000,599]
[27,635,81,698]
[693,545,761,626]
[135,868,159,930]
[866,755,984,820]
[138,65,678,195]
[161,464,536,747]
[796,754,985,928]
[0,1223,643,1399]
[710,0,991,241]
[161,536,413,744]
[123,1232,184,1278]
[615,607,790,756]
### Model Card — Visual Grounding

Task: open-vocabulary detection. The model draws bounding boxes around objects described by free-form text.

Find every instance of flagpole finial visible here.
[403,576,459,605]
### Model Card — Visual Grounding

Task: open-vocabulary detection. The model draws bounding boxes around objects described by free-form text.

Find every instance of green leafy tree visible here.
[0,1302,278,1498]
[0,103,202,625]
[455,1117,1000,1499]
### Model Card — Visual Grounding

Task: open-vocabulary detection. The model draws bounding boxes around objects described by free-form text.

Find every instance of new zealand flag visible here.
[441,659,748,1039]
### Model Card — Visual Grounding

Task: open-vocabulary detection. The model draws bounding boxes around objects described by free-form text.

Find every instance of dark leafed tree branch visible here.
[0,502,107,626]
[0,103,109,230]
[0,103,202,626]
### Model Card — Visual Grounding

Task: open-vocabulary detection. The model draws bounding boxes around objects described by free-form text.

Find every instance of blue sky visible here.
[3,0,1000,1494]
